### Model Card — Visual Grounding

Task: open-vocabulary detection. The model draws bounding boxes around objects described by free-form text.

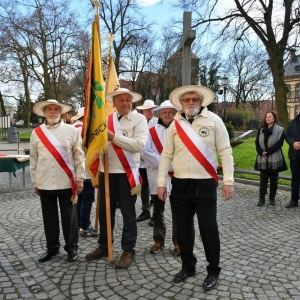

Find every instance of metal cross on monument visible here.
[179,12,196,85]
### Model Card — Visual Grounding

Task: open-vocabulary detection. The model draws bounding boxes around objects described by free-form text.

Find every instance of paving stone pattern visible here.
[1,142,300,299]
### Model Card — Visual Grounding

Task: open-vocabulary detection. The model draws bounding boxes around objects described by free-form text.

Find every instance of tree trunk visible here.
[267,48,289,129]
[0,91,6,115]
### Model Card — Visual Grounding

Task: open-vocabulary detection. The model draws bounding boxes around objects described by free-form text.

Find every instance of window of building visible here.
[296,84,300,98]
[287,84,291,98]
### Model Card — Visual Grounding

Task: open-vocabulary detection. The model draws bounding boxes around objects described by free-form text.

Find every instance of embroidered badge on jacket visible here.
[199,127,210,137]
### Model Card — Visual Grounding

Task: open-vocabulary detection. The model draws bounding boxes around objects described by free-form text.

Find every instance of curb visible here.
[218,175,290,191]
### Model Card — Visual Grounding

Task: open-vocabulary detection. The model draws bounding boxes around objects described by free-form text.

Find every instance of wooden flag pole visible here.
[93,0,113,265]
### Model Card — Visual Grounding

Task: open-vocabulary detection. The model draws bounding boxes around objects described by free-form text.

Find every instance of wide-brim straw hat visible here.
[33,99,72,117]
[169,85,214,108]
[106,88,142,103]
[71,107,84,122]
[136,99,158,110]
[152,100,181,112]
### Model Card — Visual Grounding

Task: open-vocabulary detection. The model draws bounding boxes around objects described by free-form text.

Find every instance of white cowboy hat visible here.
[33,99,72,117]
[136,99,158,110]
[152,100,181,112]
[169,85,214,108]
[106,88,142,103]
[71,107,84,122]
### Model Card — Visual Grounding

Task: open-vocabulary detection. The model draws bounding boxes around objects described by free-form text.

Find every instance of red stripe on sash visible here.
[174,120,218,182]
[149,126,173,179]
[107,115,142,189]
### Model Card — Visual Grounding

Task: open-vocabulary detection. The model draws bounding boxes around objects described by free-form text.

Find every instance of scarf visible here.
[257,123,284,170]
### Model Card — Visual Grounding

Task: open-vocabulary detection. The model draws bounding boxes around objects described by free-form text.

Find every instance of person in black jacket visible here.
[285,106,300,208]
[254,111,287,206]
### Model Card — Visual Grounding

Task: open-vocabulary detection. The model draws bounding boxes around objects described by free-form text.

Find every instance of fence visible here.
[0,115,11,139]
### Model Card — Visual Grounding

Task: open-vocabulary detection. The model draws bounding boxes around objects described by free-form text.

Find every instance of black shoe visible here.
[285,201,298,208]
[257,198,265,206]
[68,251,78,262]
[148,218,154,227]
[38,251,59,262]
[136,211,151,222]
[203,275,219,291]
[173,269,196,283]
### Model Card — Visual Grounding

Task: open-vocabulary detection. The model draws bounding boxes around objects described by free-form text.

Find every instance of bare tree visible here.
[174,0,300,128]
[99,0,154,77]
[222,44,273,107]
[0,0,85,108]
[121,34,156,95]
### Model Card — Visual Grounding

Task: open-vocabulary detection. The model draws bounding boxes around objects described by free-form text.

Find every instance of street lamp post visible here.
[222,76,228,120]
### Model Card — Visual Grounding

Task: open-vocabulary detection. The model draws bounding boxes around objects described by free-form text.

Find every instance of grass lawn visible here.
[0,128,32,140]
[19,131,32,139]
[231,137,291,186]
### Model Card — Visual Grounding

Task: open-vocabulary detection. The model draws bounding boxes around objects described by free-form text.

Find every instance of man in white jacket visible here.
[30,100,85,263]
[157,86,234,290]
[86,88,148,269]
[142,100,181,256]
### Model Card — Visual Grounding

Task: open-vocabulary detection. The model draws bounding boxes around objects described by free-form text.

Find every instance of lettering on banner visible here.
[89,123,107,143]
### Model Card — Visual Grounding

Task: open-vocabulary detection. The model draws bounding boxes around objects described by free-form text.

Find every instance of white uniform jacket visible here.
[140,116,158,169]
[142,123,173,194]
[157,107,234,187]
[72,120,91,180]
[100,111,148,173]
[30,121,85,190]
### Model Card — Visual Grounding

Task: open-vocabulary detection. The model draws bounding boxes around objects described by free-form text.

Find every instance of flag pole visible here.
[104,35,114,266]
[92,0,114,266]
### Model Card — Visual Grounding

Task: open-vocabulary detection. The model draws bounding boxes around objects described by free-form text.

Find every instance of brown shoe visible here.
[174,245,180,256]
[150,242,164,254]
[86,247,108,261]
[115,251,135,269]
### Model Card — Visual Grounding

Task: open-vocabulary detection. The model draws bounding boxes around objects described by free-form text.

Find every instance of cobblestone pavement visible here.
[1,142,300,300]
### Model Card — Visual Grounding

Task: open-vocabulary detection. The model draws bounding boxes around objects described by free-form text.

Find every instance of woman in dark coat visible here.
[254,111,287,206]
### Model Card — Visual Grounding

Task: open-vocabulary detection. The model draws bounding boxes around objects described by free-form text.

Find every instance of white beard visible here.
[46,116,60,125]
[184,106,200,117]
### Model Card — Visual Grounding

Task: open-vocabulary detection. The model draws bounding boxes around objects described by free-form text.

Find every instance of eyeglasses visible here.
[160,111,175,116]
[181,98,201,103]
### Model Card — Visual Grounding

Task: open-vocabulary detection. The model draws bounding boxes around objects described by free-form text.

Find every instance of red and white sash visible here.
[74,124,82,128]
[107,113,142,194]
[174,120,218,182]
[149,126,174,178]
[35,124,77,201]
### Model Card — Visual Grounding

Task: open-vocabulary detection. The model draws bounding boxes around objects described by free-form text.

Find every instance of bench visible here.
[234,168,292,180]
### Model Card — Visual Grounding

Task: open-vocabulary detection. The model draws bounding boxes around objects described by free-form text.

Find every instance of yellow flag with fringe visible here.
[105,56,119,115]
[82,21,108,186]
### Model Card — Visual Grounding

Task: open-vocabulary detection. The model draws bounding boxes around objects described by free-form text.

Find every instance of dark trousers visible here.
[98,173,137,254]
[152,195,178,245]
[290,159,300,203]
[39,189,78,253]
[170,189,221,276]
[139,168,151,213]
[77,180,95,230]
[259,171,278,199]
